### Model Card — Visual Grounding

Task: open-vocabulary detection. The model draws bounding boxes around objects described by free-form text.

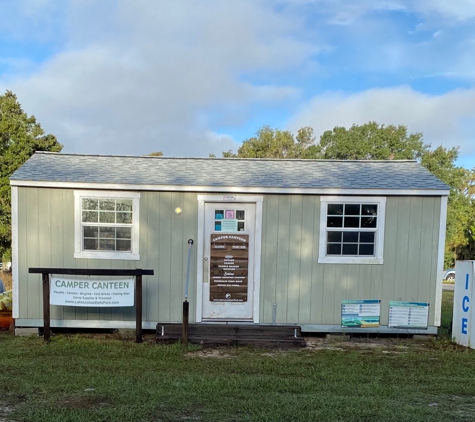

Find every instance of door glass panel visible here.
[214,208,245,232]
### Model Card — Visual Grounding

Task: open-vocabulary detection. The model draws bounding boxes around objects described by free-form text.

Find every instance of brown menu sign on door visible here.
[210,234,249,302]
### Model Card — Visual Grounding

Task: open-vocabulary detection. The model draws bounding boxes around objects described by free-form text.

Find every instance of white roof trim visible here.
[9,180,449,196]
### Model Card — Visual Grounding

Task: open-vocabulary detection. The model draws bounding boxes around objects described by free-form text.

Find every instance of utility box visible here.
[452,261,475,348]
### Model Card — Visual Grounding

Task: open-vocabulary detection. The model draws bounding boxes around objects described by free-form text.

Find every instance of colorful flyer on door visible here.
[341,299,381,328]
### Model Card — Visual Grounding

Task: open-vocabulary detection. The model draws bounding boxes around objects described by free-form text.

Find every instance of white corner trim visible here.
[10,180,449,197]
[253,198,263,324]
[318,196,386,265]
[195,199,205,323]
[11,186,19,319]
[73,190,140,261]
[434,195,448,326]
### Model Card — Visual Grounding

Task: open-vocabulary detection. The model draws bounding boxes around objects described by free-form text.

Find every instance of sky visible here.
[0,0,474,168]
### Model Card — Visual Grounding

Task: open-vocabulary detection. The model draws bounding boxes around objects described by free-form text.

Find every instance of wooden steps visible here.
[156,323,306,348]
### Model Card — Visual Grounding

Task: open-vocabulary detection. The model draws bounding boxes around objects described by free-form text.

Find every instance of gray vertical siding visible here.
[17,188,199,324]
[16,188,442,327]
[260,195,441,326]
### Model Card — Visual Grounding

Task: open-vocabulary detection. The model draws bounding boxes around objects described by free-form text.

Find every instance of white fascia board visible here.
[434,195,448,326]
[10,180,450,197]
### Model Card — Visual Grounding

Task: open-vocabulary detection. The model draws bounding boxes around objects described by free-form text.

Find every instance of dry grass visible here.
[0,271,12,291]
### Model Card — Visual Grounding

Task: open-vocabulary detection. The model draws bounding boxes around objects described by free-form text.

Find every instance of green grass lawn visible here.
[1,292,474,422]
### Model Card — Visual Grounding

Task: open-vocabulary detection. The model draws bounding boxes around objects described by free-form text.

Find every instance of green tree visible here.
[313,122,429,160]
[0,91,62,262]
[224,125,315,159]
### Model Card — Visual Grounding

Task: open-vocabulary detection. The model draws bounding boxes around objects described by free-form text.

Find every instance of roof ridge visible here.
[34,152,417,163]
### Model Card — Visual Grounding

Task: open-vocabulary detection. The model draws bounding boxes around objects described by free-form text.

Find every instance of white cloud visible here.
[288,86,475,166]
[411,0,475,22]
[0,0,312,156]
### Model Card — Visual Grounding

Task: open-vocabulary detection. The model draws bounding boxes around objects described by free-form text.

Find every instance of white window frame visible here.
[318,196,386,265]
[74,190,140,260]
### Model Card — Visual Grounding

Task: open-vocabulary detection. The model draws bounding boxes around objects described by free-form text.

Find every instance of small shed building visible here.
[10,152,449,334]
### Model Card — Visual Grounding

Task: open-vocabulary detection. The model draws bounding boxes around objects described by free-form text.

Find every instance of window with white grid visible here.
[318,197,386,265]
[74,191,140,260]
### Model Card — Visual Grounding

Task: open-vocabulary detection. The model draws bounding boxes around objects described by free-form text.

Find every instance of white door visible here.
[201,202,256,320]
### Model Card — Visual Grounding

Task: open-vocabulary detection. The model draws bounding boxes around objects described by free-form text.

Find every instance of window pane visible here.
[344,217,359,228]
[342,244,358,255]
[84,239,98,250]
[116,240,131,251]
[215,210,224,220]
[82,198,98,211]
[82,211,98,223]
[99,199,115,211]
[327,216,343,228]
[236,210,245,220]
[215,221,222,231]
[327,244,341,255]
[117,212,132,224]
[99,239,115,250]
[116,200,133,212]
[359,244,375,256]
[327,231,342,242]
[99,211,115,223]
[343,232,358,242]
[362,204,378,216]
[327,204,343,215]
[361,217,377,228]
[345,204,360,215]
[99,227,115,239]
[360,232,375,243]
[238,221,245,231]
[83,226,98,238]
[116,227,131,239]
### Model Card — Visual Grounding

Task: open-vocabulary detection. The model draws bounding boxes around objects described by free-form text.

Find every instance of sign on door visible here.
[210,234,249,302]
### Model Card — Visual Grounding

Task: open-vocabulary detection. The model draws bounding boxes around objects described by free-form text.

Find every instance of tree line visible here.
[1,91,473,268]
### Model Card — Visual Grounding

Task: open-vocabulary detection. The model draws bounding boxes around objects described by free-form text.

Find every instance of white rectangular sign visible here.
[388,301,429,328]
[50,277,134,307]
[453,261,475,348]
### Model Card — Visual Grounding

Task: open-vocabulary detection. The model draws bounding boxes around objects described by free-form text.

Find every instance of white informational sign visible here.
[50,277,134,307]
[341,300,380,328]
[452,261,475,348]
[221,219,238,232]
[388,301,429,329]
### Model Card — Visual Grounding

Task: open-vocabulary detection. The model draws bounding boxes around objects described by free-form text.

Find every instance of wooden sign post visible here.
[29,268,154,343]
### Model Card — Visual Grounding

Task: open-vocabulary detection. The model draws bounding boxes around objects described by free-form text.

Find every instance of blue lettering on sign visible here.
[463,296,470,312]
[462,318,468,335]
[461,273,470,336]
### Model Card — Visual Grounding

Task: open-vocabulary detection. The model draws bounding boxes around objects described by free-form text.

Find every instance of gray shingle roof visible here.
[10,152,450,192]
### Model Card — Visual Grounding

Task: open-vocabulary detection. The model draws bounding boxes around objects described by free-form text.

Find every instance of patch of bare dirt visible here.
[188,349,232,359]
[61,394,111,409]
[304,335,428,352]
[0,402,17,422]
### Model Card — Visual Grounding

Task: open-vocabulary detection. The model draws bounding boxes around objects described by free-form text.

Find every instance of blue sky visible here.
[0,0,474,168]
